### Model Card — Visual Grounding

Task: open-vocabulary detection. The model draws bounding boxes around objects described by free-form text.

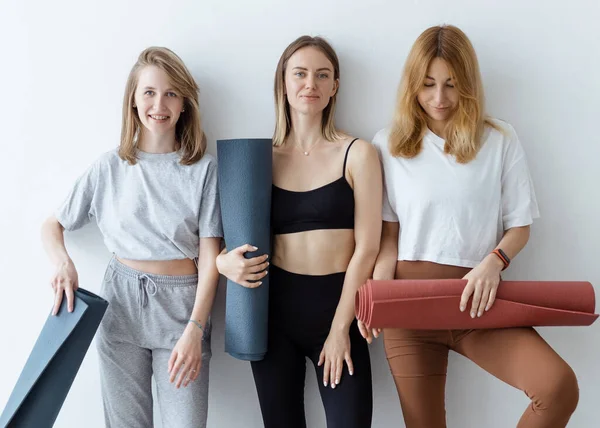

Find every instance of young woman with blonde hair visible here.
[41,47,222,428]
[216,35,381,427]
[368,25,578,427]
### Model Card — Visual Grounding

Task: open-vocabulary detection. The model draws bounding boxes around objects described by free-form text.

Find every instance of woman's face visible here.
[133,65,184,137]
[417,57,459,125]
[284,46,338,117]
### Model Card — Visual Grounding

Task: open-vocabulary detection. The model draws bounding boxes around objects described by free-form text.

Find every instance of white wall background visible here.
[1,0,598,427]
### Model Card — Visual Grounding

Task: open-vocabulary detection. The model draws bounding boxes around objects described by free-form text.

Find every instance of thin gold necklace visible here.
[296,140,319,156]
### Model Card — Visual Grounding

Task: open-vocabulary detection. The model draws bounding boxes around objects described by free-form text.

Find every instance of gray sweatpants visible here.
[96,257,211,428]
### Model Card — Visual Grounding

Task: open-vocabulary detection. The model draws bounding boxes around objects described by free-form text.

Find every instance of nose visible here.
[305,73,317,89]
[154,94,166,109]
[434,87,447,105]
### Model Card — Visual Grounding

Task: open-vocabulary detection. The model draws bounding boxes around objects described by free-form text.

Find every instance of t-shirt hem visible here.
[397,253,480,269]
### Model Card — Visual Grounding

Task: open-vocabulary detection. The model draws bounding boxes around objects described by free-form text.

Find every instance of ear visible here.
[331,78,339,97]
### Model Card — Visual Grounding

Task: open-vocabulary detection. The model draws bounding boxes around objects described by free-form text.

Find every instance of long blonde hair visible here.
[272,35,342,146]
[389,25,499,163]
[119,47,206,165]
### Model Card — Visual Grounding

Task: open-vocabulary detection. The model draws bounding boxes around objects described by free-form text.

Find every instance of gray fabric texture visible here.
[55,148,223,260]
[97,257,211,428]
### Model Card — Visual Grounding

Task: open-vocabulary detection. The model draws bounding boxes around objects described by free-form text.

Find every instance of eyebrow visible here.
[142,86,176,91]
[292,67,332,72]
[425,75,453,82]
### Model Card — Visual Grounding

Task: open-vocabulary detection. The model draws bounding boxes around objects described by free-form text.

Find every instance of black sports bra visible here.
[271,138,357,235]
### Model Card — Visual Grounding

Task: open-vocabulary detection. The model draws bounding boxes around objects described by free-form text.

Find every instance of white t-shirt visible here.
[372,119,540,268]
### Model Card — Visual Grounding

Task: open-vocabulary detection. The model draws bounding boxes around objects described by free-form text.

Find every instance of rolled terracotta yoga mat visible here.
[217,138,272,361]
[355,280,598,329]
[1,289,108,428]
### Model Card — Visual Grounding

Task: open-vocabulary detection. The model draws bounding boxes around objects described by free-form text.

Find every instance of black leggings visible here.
[250,265,373,428]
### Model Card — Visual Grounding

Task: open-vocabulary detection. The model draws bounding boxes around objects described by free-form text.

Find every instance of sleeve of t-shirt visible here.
[54,161,98,231]
[372,130,399,223]
[199,157,224,238]
[501,123,541,230]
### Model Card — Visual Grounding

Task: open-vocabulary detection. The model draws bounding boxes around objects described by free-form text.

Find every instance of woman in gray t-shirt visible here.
[41,47,223,428]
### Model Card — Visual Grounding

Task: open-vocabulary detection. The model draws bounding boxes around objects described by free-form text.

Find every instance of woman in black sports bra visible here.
[216,35,382,428]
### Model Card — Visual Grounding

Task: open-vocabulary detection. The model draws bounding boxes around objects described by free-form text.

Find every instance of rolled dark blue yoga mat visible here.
[0,288,108,428]
[217,138,272,361]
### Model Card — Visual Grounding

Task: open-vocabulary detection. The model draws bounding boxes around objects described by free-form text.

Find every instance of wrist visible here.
[489,248,510,270]
[331,319,351,333]
[55,257,73,267]
[486,253,505,271]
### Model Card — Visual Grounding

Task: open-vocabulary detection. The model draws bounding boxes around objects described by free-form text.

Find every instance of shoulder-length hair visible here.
[389,25,499,163]
[119,46,206,165]
[273,35,342,146]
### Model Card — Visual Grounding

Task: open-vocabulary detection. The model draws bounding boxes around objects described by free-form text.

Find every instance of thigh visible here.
[152,347,211,428]
[452,327,575,397]
[309,322,373,428]
[384,328,450,428]
[250,328,307,428]
[96,336,153,428]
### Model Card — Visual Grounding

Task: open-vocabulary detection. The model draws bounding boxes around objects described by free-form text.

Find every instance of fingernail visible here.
[460,305,465,312]
[252,246,258,250]
[332,384,336,389]
[258,282,262,285]
[470,312,475,318]
[324,381,327,387]
[477,312,482,317]
[349,371,354,376]
[336,379,340,385]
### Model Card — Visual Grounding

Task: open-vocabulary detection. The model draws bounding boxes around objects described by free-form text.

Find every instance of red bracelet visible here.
[491,249,510,270]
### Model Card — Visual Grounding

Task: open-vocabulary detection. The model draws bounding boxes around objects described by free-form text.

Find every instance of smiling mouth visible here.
[149,115,169,120]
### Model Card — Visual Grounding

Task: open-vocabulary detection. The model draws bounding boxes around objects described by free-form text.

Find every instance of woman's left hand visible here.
[460,254,504,318]
[168,323,203,388]
[318,327,353,389]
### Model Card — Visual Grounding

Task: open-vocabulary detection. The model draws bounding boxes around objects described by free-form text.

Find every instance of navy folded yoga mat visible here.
[217,138,272,361]
[1,288,108,428]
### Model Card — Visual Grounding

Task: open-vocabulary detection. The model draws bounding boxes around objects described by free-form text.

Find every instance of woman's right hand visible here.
[357,320,381,344]
[216,244,269,288]
[51,259,79,315]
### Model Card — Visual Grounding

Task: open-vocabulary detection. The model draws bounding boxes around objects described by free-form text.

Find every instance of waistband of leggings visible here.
[108,256,198,286]
[270,264,346,281]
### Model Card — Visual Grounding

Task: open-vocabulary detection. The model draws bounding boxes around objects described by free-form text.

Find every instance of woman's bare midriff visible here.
[272,229,355,275]
[395,260,471,280]
[117,257,198,276]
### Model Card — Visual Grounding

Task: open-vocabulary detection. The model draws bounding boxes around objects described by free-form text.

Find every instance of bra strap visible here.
[343,138,359,179]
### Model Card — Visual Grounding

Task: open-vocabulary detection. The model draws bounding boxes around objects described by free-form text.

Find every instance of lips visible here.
[149,114,169,120]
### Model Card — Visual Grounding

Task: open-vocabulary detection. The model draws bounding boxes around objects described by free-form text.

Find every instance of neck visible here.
[137,129,178,153]
[426,118,448,139]
[288,110,324,150]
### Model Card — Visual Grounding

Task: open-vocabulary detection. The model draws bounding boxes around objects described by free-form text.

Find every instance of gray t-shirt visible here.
[55,148,223,261]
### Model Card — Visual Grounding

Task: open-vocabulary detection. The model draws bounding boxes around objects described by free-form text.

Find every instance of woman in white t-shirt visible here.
[367,25,578,427]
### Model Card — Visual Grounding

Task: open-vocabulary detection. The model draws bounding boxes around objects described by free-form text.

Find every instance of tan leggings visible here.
[384,262,579,428]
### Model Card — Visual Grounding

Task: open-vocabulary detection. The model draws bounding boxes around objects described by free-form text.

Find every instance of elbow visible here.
[353,243,381,266]
[41,216,63,235]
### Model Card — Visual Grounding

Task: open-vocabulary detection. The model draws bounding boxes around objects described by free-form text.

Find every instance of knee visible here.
[535,363,579,416]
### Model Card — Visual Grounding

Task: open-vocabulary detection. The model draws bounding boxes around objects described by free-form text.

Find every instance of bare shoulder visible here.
[347,137,378,164]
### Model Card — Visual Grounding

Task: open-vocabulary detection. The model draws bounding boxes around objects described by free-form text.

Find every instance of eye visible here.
[144,90,155,96]
[166,92,178,97]
[446,84,455,88]
[295,71,305,77]
[318,73,329,79]
[423,83,435,87]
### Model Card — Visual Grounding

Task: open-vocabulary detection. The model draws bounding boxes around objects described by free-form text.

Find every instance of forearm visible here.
[478,225,531,271]
[496,226,530,259]
[188,238,222,328]
[372,222,399,280]
[372,241,397,280]
[189,267,219,328]
[41,216,71,266]
[331,246,379,331]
